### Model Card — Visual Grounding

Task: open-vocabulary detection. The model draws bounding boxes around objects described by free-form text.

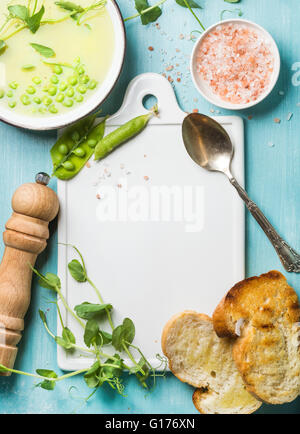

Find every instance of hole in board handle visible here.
[142,94,158,111]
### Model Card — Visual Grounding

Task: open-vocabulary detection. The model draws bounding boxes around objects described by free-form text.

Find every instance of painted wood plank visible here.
[0,0,299,414]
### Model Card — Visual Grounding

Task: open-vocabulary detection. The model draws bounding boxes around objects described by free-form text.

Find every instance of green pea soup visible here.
[0,0,115,116]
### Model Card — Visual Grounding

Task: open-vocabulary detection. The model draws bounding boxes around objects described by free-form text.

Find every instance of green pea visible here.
[39,107,47,114]
[66,87,74,97]
[94,112,154,161]
[21,94,31,105]
[75,95,83,103]
[51,75,59,84]
[88,80,98,90]
[74,147,86,158]
[49,105,58,114]
[77,66,85,75]
[43,97,52,106]
[58,144,69,155]
[8,101,16,108]
[68,76,78,86]
[77,85,87,94]
[71,131,80,142]
[50,114,105,180]
[0,89,5,99]
[54,65,63,75]
[56,93,65,103]
[32,77,41,85]
[42,86,49,92]
[87,139,97,148]
[33,97,41,104]
[7,90,13,98]
[9,81,18,90]
[63,99,73,107]
[80,75,89,84]
[48,86,57,96]
[60,82,67,91]
[62,161,75,171]
[26,86,36,95]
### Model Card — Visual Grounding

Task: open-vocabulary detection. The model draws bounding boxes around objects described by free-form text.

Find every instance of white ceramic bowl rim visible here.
[0,0,126,131]
[190,19,281,111]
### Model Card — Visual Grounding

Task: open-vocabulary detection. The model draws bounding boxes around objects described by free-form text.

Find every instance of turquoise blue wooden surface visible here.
[0,0,299,414]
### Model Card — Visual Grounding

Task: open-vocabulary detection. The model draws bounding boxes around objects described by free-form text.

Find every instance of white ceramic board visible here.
[57,73,244,371]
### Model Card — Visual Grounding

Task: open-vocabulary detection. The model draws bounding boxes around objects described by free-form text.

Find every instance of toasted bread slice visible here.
[162,311,261,414]
[213,271,300,404]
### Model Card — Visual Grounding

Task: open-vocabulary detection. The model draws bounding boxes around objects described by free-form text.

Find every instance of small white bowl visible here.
[0,0,126,131]
[190,19,281,110]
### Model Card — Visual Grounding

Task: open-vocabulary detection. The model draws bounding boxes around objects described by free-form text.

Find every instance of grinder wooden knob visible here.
[0,174,59,375]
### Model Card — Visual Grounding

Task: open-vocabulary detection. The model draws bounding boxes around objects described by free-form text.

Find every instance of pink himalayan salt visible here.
[196,23,274,105]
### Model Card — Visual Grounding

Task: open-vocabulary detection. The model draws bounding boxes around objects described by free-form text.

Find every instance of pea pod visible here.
[94,106,157,161]
[51,115,106,180]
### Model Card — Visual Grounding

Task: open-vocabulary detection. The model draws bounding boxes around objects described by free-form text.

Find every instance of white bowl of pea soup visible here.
[0,0,125,130]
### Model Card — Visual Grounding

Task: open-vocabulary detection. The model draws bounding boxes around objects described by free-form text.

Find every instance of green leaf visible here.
[176,0,202,8]
[99,330,112,345]
[84,361,101,388]
[36,369,58,378]
[55,1,84,12]
[68,259,86,282]
[38,309,47,323]
[134,0,162,25]
[26,6,45,33]
[112,318,135,352]
[55,327,75,350]
[30,43,55,58]
[31,266,61,291]
[55,1,84,21]
[135,361,150,388]
[38,272,61,290]
[55,336,71,349]
[36,369,57,391]
[101,354,123,379]
[84,319,100,347]
[8,5,29,21]
[62,327,76,345]
[74,302,112,320]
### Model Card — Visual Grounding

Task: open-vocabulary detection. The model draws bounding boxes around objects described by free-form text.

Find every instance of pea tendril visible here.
[0,245,168,399]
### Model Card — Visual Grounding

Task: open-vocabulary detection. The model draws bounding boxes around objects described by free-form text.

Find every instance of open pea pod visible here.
[51,114,106,180]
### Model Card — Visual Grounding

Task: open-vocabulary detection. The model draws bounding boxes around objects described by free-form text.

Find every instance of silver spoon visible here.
[182,113,300,273]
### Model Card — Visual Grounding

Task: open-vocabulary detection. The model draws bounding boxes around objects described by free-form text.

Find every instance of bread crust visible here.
[162,311,261,414]
[192,388,260,415]
[161,310,211,387]
[212,271,300,404]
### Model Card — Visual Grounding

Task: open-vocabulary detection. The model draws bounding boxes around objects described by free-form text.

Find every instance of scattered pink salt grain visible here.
[274,118,281,123]
[196,23,274,105]
[144,176,149,181]
[193,108,199,113]
[96,194,101,200]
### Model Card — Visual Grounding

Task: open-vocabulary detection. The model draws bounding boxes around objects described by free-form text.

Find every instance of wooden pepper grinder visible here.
[0,173,59,375]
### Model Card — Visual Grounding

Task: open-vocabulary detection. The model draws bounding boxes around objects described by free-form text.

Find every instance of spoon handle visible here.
[230,177,300,273]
